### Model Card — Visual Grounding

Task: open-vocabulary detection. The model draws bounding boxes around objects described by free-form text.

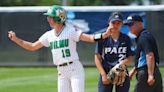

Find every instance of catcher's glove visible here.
[107,64,127,86]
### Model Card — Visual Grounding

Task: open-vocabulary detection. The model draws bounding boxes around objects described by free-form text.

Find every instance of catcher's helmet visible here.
[44,5,66,23]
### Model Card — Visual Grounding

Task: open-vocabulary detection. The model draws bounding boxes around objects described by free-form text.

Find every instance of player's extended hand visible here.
[106,25,114,35]
[8,31,17,41]
[147,75,155,86]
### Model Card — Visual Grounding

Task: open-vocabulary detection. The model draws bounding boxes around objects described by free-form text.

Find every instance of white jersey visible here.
[39,24,82,65]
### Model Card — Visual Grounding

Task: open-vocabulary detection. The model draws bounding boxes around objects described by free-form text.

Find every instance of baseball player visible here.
[95,12,134,92]
[8,5,111,92]
[124,14,163,92]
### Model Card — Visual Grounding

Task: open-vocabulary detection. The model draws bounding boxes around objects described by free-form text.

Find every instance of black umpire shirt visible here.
[135,29,159,69]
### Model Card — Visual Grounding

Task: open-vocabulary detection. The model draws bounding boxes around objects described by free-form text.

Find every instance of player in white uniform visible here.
[8,5,111,92]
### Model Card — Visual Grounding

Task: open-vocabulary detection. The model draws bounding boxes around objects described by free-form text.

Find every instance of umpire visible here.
[124,14,163,92]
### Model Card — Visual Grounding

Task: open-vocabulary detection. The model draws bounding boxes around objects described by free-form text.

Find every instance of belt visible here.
[58,61,73,67]
[137,66,147,71]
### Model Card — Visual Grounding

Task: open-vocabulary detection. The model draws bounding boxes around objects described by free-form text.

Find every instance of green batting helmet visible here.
[44,5,66,23]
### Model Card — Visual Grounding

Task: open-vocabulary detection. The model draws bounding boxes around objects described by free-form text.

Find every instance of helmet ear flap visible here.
[53,16,61,23]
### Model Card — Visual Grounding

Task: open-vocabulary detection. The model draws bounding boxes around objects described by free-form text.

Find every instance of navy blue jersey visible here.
[95,32,134,67]
[135,29,159,68]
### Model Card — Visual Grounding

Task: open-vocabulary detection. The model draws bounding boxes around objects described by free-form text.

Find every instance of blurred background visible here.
[0,0,163,6]
[0,1,164,92]
[0,0,164,67]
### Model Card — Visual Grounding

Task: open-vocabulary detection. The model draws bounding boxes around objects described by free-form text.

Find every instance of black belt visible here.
[137,66,147,71]
[58,61,73,67]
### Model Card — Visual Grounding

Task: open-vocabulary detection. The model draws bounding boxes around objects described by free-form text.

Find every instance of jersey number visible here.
[118,54,126,61]
[62,49,71,58]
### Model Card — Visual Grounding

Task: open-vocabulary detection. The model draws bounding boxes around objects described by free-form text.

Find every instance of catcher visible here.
[95,12,134,92]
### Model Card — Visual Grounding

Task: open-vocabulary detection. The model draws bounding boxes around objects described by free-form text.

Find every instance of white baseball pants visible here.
[57,60,85,92]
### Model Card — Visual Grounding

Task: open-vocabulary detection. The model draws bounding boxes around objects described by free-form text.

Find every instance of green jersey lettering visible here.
[49,42,53,49]
[65,39,69,47]
[49,39,69,49]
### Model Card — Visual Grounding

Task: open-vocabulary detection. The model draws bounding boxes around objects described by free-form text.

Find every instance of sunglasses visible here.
[127,22,134,27]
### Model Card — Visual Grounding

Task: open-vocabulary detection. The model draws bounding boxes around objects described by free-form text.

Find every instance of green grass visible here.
[0,67,163,92]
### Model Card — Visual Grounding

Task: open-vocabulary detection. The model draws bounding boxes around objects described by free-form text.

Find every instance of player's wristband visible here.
[94,33,102,41]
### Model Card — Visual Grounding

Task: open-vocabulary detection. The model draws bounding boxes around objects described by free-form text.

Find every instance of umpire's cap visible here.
[44,5,66,23]
[108,12,123,23]
[124,14,143,25]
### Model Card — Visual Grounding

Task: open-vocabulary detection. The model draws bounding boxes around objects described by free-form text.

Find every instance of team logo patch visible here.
[59,12,65,19]
[56,9,66,20]
[127,16,133,20]
[115,15,119,18]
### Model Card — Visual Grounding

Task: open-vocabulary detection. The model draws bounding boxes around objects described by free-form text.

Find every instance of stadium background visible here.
[0,6,164,66]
